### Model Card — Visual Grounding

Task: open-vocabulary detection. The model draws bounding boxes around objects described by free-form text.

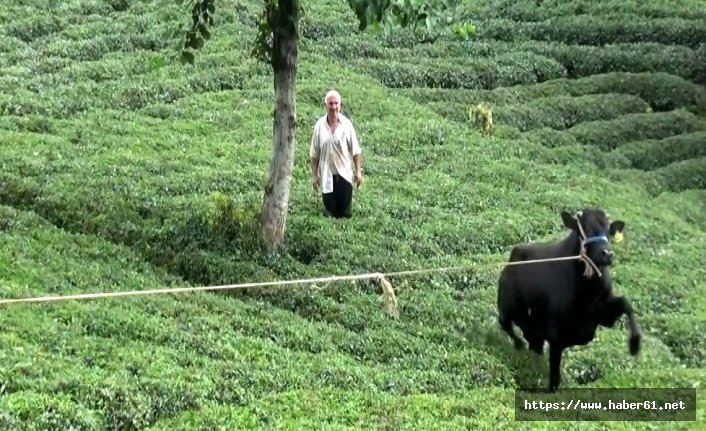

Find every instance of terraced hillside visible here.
[1,0,705,429]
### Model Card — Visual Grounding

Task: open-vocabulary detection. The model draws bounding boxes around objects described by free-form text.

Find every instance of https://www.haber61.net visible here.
[523,398,688,412]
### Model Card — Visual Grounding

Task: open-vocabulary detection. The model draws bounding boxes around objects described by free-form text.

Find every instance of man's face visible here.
[326,95,340,117]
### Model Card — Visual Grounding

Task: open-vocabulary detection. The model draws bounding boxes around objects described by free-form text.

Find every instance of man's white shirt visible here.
[309,114,362,194]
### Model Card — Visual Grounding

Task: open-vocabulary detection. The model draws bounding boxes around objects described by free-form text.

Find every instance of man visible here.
[309,89,363,218]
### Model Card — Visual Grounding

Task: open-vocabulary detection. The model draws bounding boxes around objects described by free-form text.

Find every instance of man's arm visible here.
[311,157,319,178]
[349,124,362,187]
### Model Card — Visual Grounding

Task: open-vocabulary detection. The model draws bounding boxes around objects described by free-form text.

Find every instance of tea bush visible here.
[643,157,706,195]
[396,72,706,113]
[558,109,706,150]
[491,93,649,132]
[322,36,705,83]
[612,132,706,171]
[473,15,706,48]
[505,41,706,82]
[350,53,566,89]
[459,0,706,21]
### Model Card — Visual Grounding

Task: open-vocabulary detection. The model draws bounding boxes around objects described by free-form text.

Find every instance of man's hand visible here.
[310,157,319,191]
[353,154,362,188]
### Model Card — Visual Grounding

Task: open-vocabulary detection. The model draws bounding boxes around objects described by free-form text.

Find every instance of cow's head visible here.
[561,208,625,267]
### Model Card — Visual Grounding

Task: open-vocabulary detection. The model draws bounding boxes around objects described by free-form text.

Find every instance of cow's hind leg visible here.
[499,313,525,350]
[497,274,525,350]
[521,327,544,355]
[548,342,565,391]
[597,295,641,355]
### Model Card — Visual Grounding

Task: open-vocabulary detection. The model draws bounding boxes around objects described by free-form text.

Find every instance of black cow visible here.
[497,208,641,391]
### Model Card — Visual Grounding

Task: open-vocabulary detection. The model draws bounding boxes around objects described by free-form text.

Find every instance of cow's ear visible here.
[609,220,625,236]
[561,210,578,231]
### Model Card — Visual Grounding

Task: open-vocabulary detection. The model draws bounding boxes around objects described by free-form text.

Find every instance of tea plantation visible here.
[1,0,705,429]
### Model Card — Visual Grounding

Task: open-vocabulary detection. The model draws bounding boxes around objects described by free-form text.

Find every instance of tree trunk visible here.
[260,0,299,251]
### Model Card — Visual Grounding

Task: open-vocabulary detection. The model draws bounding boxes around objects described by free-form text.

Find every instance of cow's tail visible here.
[628,318,641,356]
[624,299,641,356]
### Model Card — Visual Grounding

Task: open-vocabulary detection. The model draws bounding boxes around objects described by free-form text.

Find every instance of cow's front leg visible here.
[597,295,641,356]
[548,342,564,392]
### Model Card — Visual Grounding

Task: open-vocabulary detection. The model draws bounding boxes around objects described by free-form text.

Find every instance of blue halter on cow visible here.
[497,208,641,391]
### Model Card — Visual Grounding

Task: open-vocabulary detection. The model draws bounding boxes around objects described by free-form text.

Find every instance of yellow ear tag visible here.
[613,231,624,243]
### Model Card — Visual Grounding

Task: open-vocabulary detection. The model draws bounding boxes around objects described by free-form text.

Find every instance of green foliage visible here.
[182,0,467,66]
[355,52,566,89]
[471,15,706,48]
[180,0,215,65]
[1,0,705,428]
[640,310,706,368]
[562,109,706,150]
[612,132,706,171]
[491,93,649,132]
[348,0,473,39]
[460,0,706,21]
[321,36,706,83]
[251,0,279,64]
[208,191,238,228]
[396,72,706,114]
[643,157,706,196]
[518,41,706,83]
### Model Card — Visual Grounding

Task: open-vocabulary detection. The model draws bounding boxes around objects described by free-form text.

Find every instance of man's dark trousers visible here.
[322,174,352,218]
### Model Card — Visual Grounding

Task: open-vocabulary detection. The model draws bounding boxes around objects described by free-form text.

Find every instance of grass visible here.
[0,0,705,429]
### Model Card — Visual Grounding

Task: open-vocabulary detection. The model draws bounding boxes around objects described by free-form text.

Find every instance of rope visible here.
[0,254,588,318]
[573,213,602,278]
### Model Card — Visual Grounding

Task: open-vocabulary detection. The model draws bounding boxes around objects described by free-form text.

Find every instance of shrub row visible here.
[0,65,254,117]
[611,132,706,171]
[508,41,706,82]
[0,35,24,56]
[3,13,64,43]
[473,15,706,49]
[319,35,706,85]
[521,127,579,149]
[424,93,652,132]
[23,56,74,75]
[63,0,115,19]
[36,18,254,65]
[396,72,706,114]
[311,34,387,59]
[351,53,566,90]
[523,109,706,150]
[1,52,176,88]
[698,43,706,83]
[459,0,706,21]
[36,31,172,62]
[421,101,472,123]
[300,13,358,40]
[61,53,167,83]
[58,18,120,41]
[563,109,706,150]
[1,44,38,69]
[643,157,706,196]
[492,93,649,132]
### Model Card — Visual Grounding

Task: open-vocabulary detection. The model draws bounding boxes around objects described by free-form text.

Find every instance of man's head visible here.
[324,89,341,121]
